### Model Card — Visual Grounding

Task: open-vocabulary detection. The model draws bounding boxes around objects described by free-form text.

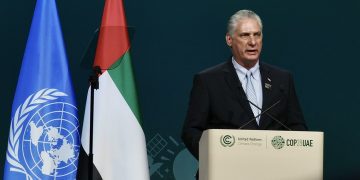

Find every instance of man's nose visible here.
[248,38,256,46]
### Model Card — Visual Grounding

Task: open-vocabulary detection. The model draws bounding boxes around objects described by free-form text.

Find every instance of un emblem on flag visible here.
[6,89,80,179]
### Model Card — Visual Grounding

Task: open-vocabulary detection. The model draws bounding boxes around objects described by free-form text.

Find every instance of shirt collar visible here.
[232,57,260,80]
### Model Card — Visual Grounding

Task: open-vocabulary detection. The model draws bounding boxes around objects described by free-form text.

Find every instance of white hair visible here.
[227,9,263,37]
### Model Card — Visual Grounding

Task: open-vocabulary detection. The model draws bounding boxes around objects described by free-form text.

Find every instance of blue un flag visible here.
[3,0,80,179]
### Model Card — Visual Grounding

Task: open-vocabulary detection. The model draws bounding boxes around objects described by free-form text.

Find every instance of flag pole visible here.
[89,66,101,180]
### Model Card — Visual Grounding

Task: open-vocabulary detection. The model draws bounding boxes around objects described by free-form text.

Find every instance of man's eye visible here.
[240,34,250,38]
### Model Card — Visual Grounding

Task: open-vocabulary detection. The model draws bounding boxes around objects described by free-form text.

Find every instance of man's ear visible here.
[225,33,232,47]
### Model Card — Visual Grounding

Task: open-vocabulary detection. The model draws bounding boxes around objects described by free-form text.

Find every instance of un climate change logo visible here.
[271,136,285,149]
[220,135,235,147]
[6,89,80,180]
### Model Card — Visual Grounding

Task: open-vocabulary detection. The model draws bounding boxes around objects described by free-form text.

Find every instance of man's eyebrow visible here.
[239,31,261,35]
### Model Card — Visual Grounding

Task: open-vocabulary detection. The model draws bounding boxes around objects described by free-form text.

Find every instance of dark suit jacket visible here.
[182,60,307,160]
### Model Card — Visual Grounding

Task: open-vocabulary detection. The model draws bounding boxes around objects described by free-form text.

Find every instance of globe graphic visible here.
[21,102,80,179]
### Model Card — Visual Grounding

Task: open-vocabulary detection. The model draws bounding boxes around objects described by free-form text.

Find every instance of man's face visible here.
[226,18,262,68]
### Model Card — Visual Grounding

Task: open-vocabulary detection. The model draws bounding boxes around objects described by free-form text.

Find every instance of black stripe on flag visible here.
[77,145,103,180]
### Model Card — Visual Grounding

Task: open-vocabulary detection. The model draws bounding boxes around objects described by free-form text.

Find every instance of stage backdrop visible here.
[1,0,359,179]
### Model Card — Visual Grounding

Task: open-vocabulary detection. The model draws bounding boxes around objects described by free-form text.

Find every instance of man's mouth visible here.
[246,50,258,55]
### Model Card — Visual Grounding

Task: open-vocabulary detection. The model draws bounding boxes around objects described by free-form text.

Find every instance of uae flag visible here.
[78,0,149,179]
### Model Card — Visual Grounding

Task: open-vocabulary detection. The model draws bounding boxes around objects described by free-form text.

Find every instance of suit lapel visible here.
[259,63,274,129]
[223,60,255,125]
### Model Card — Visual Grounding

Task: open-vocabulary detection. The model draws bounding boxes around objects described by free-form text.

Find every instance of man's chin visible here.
[245,57,259,62]
[241,59,259,68]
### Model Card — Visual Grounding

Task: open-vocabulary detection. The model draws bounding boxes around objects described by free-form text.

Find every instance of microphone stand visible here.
[239,100,281,129]
[244,99,292,130]
[88,66,101,180]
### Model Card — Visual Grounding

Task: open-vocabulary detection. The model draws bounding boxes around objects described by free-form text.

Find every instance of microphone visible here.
[240,98,292,130]
[239,99,281,129]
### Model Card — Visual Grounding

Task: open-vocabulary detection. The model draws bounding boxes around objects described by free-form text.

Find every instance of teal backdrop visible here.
[1,0,359,179]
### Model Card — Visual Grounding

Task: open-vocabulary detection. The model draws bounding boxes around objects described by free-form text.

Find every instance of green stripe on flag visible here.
[108,51,142,124]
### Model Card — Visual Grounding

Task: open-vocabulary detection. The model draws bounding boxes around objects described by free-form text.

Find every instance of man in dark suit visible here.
[182,9,308,164]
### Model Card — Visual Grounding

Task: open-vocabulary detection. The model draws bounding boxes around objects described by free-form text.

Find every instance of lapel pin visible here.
[265,83,272,89]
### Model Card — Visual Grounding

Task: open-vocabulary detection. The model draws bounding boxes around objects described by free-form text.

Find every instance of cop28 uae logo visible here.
[6,89,80,179]
[271,136,285,149]
[220,135,235,147]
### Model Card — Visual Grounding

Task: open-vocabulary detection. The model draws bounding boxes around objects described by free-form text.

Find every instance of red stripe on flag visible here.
[93,0,130,70]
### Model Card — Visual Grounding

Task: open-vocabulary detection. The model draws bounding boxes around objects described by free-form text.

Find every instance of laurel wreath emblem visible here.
[6,88,67,179]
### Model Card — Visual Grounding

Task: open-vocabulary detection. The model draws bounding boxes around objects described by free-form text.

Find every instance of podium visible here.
[199,129,323,180]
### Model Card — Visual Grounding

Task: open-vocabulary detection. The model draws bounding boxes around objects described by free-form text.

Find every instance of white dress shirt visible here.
[232,58,263,123]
